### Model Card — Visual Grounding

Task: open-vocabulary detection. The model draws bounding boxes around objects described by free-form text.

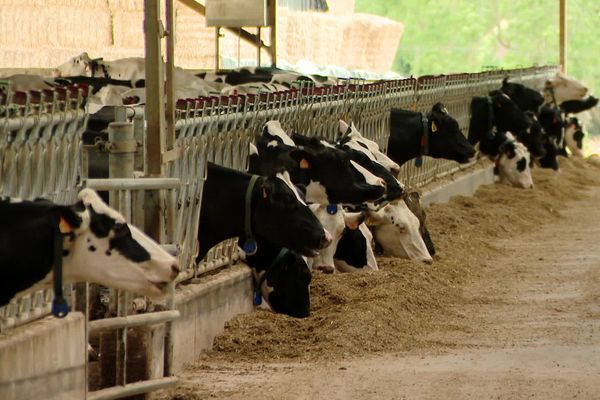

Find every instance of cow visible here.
[367,200,433,263]
[1,189,179,307]
[337,120,400,176]
[564,117,585,157]
[515,111,547,160]
[388,102,476,166]
[306,204,366,274]
[333,222,379,273]
[494,132,534,188]
[240,239,312,318]
[468,92,531,146]
[499,77,545,113]
[560,96,598,114]
[197,66,337,88]
[537,104,567,162]
[290,131,403,206]
[544,72,588,106]
[251,121,386,205]
[402,191,436,257]
[2,74,55,92]
[197,162,332,261]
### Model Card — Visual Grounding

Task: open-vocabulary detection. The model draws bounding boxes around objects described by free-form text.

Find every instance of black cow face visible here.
[538,105,564,140]
[500,77,544,112]
[516,111,546,159]
[489,91,531,133]
[287,145,386,205]
[262,252,312,318]
[254,171,329,257]
[427,102,476,163]
[539,136,560,170]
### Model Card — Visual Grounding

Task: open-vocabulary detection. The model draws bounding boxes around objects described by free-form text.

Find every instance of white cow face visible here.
[367,201,432,263]
[339,120,401,176]
[544,72,588,104]
[53,52,92,77]
[564,118,584,157]
[63,189,179,298]
[496,133,534,189]
[307,203,346,273]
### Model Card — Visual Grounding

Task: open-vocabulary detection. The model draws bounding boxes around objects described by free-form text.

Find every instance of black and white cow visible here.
[388,103,476,166]
[560,96,598,114]
[564,117,585,157]
[500,77,545,113]
[197,162,331,261]
[241,239,312,318]
[367,200,433,262]
[333,222,378,273]
[251,121,386,205]
[515,111,547,160]
[544,72,588,105]
[1,189,179,307]
[290,131,403,205]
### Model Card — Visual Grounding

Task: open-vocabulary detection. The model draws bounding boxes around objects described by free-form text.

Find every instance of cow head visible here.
[61,189,179,298]
[489,91,531,133]
[338,120,401,176]
[307,205,365,273]
[426,103,476,163]
[253,171,332,257]
[53,52,93,78]
[564,117,585,157]
[516,111,546,159]
[367,201,433,263]
[495,133,534,188]
[544,72,588,105]
[403,192,436,257]
[244,242,312,318]
[500,77,544,112]
[334,222,378,273]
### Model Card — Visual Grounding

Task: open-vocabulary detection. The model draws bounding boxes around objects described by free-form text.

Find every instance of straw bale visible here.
[112,10,145,48]
[0,0,106,7]
[107,0,144,12]
[327,0,355,16]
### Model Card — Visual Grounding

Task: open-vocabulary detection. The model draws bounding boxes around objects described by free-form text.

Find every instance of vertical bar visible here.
[257,27,262,67]
[269,0,277,67]
[144,0,165,241]
[559,0,567,73]
[215,27,220,70]
[165,0,176,151]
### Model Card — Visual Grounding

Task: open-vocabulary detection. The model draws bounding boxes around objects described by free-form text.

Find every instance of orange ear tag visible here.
[59,217,72,234]
[431,121,438,133]
[299,158,310,169]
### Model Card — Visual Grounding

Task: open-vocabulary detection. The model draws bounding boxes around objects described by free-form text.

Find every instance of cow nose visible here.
[170,264,180,280]
[320,229,333,249]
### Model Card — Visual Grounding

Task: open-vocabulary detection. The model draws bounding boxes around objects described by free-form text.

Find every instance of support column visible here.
[559,0,567,73]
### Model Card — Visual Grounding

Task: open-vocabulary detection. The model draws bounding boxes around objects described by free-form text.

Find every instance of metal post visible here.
[257,27,262,66]
[559,0,567,73]
[144,0,166,242]
[269,0,277,67]
[215,26,221,70]
[165,0,176,151]
[108,122,136,210]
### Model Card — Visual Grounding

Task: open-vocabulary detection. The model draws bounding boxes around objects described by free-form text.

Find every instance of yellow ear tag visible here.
[431,121,438,133]
[299,158,310,169]
[59,217,72,234]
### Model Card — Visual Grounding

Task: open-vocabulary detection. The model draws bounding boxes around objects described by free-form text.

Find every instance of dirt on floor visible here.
[156,156,600,400]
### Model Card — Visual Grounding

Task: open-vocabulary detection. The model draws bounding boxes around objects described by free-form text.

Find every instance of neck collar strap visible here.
[52,228,69,318]
[253,248,290,306]
[242,174,260,255]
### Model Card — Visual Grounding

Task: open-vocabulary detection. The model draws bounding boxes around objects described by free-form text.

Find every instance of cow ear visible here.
[289,148,313,170]
[50,205,83,234]
[502,77,509,86]
[344,212,365,230]
[339,120,350,135]
[502,142,516,159]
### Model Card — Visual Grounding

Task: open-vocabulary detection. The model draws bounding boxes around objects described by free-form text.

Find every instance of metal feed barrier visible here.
[0,65,558,399]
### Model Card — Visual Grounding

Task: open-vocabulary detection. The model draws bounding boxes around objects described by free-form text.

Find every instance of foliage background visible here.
[355,0,600,136]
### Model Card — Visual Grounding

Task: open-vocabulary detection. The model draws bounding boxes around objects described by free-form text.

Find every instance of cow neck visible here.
[242,175,260,255]
[390,111,425,166]
[253,247,290,306]
[198,165,261,260]
[52,225,70,318]
[544,85,558,108]
[415,113,429,167]
[485,96,495,140]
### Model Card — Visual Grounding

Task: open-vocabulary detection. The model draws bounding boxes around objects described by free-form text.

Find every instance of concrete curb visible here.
[421,166,495,207]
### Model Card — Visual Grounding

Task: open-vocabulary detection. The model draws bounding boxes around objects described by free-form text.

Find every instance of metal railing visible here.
[0,82,89,332]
